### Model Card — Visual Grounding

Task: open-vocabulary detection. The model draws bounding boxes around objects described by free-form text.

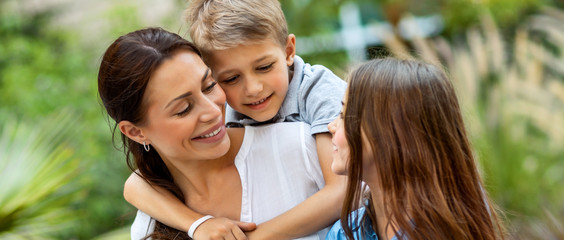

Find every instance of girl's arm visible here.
[246,133,346,239]
[124,172,256,239]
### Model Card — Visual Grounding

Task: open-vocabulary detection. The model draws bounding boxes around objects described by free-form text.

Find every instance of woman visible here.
[326,58,505,239]
[97,27,331,239]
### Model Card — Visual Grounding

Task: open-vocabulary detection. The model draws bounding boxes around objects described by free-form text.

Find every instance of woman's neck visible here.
[164,128,245,216]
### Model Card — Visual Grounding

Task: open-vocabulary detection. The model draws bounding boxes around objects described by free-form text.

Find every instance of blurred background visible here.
[1,0,563,239]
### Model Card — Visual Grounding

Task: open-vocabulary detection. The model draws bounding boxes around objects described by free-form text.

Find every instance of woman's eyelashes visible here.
[203,81,217,93]
[175,103,193,117]
[174,79,217,117]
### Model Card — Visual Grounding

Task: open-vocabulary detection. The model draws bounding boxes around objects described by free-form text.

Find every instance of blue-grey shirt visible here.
[225,55,346,135]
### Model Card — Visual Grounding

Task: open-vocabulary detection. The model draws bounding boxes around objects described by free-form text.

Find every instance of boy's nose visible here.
[245,78,263,97]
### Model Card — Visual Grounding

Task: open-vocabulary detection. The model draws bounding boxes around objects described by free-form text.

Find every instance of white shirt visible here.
[131,122,328,239]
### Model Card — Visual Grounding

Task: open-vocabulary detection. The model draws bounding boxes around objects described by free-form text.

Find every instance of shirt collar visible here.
[278,55,305,119]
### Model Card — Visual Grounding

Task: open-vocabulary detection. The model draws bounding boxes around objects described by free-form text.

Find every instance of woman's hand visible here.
[193,217,256,240]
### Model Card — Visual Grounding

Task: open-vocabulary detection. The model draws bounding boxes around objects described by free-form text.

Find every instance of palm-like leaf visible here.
[0,110,82,239]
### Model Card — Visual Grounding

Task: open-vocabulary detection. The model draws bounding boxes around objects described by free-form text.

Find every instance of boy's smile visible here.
[246,94,272,110]
[206,35,296,122]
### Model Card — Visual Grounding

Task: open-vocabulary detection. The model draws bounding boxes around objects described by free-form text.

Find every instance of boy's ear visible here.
[119,120,150,145]
[285,34,296,66]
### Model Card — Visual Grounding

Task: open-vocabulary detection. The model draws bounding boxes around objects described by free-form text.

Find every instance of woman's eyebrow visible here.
[166,92,192,109]
[201,68,210,83]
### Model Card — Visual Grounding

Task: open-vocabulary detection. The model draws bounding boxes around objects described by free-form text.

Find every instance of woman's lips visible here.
[192,122,226,143]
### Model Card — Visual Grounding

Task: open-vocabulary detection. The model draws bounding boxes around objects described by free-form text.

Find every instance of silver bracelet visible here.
[187,215,214,238]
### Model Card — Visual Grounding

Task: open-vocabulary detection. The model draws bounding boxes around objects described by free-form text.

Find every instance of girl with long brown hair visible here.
[326,58,504,240]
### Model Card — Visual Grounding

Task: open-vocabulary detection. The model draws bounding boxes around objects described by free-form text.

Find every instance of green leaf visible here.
[0,110,83,238]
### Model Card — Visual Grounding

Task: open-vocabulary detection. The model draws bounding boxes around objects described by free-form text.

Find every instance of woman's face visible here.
[328,96,349,175]
[140,50,229,162]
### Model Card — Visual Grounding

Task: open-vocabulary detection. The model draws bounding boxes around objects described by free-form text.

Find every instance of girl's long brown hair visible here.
[341,58,504,240]
[98,27,200,239]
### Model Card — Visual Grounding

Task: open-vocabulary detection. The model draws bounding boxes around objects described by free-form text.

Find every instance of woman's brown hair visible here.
[341,58,504,239]
[98,27,200,239]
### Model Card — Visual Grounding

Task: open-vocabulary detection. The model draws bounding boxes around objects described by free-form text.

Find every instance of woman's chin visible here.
[213,136,231,158]
[331,162,348,176]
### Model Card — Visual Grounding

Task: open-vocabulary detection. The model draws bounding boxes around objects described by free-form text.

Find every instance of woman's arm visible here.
[246,133,346,239]
[124,172,256,239]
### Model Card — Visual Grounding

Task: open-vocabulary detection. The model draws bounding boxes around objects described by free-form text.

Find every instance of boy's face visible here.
[206,35,296,122]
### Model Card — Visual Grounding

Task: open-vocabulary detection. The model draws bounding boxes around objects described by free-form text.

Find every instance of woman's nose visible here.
[200,94,223,123]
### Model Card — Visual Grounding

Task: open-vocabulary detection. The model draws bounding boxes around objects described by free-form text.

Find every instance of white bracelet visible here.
[187,215,214,238]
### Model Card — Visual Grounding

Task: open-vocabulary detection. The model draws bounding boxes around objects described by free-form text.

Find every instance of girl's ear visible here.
[119,120,150,145]
[285,34,296,66]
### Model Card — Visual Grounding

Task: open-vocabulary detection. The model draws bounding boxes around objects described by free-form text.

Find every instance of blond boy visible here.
[125,0,347,239]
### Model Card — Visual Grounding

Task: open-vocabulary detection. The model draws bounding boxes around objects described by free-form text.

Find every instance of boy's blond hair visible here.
[185,0,288,53]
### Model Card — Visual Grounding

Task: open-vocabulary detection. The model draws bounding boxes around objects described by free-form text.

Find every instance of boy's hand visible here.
[193,218,256,240]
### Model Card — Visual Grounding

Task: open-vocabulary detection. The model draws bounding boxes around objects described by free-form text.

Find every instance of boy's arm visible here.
[246,133,346,239]
[124,172,256,239]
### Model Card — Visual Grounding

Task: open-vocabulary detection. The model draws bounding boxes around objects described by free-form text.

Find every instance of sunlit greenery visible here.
[0,110,82,239]
[0,2,133,239]
[1,0,563,239]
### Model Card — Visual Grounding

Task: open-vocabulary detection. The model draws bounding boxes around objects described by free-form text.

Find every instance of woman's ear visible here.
[119,120,149,145]
[285,34,296,66]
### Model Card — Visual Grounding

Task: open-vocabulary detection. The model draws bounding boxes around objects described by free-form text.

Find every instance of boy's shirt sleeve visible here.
[296,56,347,135]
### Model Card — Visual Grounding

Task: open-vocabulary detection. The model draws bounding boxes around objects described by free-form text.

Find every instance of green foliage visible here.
[91,226,130,240]
[0,110,83,239]
[1,0,563,238]
[439,0,545,38]
[0,10,93,117]
[280,0,548,73]
[0,3,135,239]
[282,0,341,36]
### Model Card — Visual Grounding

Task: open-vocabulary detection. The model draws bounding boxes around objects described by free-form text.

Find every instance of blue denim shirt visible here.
[325,207,399,240]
